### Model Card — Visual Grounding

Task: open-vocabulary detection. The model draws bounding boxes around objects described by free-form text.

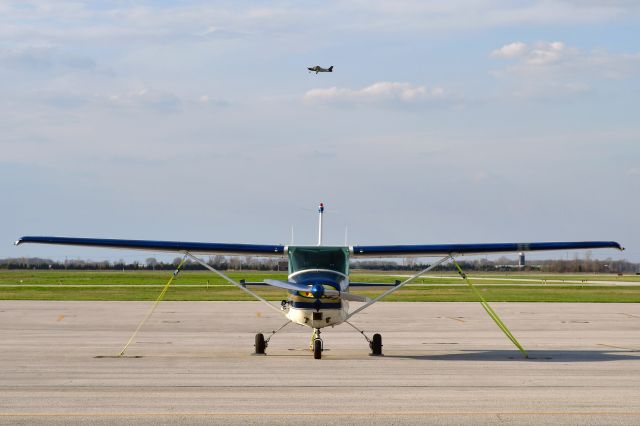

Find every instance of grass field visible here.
[1,270,639,302]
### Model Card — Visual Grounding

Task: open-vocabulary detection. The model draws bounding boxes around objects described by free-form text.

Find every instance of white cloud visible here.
[525,41,567,65]
[304,82,448,106]
[492,41,640,77]
[491,41,640,98]
[491,41,526,58]
[492,41,572,66]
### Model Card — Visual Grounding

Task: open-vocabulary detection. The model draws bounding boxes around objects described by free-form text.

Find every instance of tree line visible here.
[1,255,638,273]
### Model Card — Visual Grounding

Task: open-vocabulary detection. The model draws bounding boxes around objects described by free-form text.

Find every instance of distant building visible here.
[494,252,529,271]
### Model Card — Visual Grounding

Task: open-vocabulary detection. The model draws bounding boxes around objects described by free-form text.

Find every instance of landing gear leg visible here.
[311,328,323,359]
[345,321,383,356]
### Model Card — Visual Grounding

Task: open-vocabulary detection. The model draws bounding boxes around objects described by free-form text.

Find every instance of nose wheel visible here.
[311,328,323,359]
[313,338,323,359]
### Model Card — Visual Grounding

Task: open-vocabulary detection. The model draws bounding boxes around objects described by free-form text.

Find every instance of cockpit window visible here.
[288,246,349,275]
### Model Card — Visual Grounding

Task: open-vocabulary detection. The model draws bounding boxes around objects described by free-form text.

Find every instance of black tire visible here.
[313,339,322,359]
[255,333,266,355]
[370,333,382,356]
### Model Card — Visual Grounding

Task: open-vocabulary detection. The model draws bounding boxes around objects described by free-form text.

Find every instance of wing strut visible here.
[346,255,452,320]
[451,258,528,358]
[119,251,287,356]
[346,255,528,358]
[185,252,284,315]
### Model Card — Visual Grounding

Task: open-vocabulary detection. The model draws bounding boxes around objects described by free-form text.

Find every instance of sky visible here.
[1,0,639,263]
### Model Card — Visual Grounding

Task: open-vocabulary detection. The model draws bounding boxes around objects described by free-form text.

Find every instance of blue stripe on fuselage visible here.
[290,301,342,309]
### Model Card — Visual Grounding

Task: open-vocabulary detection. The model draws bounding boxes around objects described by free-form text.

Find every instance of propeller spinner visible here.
[263,279,369,302]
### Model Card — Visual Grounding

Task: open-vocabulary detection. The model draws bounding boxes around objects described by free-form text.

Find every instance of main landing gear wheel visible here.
[313,338,323,359]
[255,333,266,355]
[370,333,382,356]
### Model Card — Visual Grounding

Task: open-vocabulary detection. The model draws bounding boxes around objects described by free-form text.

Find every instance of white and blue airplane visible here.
[15,203,623,359]
[307,65,333,74]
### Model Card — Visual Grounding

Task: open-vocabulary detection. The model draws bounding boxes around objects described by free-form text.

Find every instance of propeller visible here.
[264,279,370,302]
[263,279,309,293]
[322,288,370,302]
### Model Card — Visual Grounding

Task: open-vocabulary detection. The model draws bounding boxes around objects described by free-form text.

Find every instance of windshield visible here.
[288,246,349,275]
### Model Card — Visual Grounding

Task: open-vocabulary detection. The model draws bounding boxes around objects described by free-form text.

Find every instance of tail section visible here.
[328,66,333,72]
[317,202,324,246]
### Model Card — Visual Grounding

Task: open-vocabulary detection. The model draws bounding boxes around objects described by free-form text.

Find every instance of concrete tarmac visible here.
[1,301,639,425]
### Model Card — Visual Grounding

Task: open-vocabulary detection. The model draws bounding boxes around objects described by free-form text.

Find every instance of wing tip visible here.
[14,236,38,246]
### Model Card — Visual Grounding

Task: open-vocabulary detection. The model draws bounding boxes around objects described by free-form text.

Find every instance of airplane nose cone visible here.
[310,283,324,298]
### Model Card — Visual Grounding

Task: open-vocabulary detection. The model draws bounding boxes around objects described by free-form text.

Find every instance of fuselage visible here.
[283,246,350,328]
[307,65,332,73]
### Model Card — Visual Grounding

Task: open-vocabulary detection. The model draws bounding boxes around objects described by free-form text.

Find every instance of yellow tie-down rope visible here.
[452,258,528,358]
[118,255,188,357]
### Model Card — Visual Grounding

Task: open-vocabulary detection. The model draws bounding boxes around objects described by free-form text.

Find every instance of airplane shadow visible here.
[385,349,640,362]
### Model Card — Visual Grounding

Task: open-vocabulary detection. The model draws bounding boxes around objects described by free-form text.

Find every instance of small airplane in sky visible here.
[15,203,623,359]
[308,65,333,74]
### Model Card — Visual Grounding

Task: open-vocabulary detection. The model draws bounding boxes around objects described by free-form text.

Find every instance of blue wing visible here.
[351,241,623,257]
[15,236,285,256]
[15,237,623,257]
